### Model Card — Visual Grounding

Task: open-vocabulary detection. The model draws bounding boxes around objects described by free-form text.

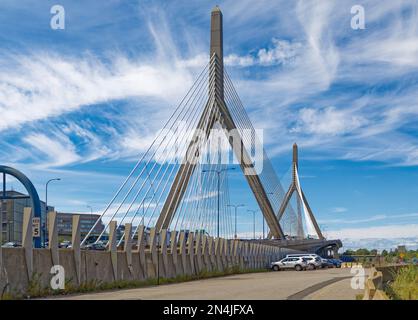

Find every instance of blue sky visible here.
[1,0,418,249]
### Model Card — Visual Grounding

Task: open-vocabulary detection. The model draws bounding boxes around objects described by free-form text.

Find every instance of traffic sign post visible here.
[32,217,41,238]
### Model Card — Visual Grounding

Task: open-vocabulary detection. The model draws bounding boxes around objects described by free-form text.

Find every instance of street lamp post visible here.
[142,196,153,226]
[264,192,275,239]
[227,204,245,239]
[86,205,93,238]
[45,178,61,247]
[247,209,257,239]
[202,167,235,238]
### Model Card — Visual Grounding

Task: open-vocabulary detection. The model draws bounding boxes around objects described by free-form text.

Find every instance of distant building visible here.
[56,212,105,240]
[0,190,50,245]
[397,245,407,253]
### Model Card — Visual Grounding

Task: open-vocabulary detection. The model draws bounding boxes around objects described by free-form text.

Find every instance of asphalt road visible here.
[52,268,365,300]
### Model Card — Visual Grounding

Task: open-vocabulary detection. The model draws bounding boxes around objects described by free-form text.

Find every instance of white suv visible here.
[302,256,322,270]
[285,253,322,270]
[271,257,307,271]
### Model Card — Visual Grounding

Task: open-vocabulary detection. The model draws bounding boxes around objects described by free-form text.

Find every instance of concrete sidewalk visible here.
[49,268,361,300]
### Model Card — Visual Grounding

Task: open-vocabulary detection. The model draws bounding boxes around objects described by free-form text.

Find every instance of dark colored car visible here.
[84,243,106,251]
[328,258,342,268]
[340,255,355,262]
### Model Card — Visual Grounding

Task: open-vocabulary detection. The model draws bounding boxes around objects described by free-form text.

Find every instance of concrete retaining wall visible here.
[0,210,300,296]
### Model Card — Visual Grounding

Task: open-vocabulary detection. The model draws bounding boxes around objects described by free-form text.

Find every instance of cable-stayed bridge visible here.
[0,7,342,295]
[81,6,341,257]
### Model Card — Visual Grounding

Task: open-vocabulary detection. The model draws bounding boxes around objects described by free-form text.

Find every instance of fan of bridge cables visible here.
[279,166,306,239]
[83,56,296,244]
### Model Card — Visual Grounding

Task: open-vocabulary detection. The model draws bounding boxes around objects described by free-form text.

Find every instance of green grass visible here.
[355,293,364,300]
[386,265,418,300]
[1,265,268,300]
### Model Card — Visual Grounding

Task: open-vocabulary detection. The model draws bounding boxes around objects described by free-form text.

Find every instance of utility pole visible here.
[247,209,258,239]
[45,178,61,247]
[227,203,245,239]
[202,167,235,238]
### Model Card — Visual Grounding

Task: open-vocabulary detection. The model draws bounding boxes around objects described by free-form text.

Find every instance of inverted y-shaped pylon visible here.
[155,6,285,239]
[274,144,324,239]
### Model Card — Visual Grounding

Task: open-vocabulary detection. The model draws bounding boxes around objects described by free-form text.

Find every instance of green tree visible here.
[355,248,370,255]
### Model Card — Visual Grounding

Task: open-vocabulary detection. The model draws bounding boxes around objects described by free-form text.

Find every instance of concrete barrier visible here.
[0,209,309,297]
[363,267,389,300]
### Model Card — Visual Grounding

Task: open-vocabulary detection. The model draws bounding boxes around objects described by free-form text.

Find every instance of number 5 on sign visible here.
[32,217,41,238]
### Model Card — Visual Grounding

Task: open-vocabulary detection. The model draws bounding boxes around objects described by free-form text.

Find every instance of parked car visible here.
[303,256,323,269]
[84,242,106,251]
[271,257,308,271]
[320,258,334,268]
[286,253,321,259]
[327,258,342,268]
[285,253,322,270]
[340,255,355,262]
[59,240,71,248]
[1,242,21,248]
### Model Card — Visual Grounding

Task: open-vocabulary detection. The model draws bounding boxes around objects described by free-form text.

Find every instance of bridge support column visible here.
[136,225,147,280]
[160,229,168,279]
[241,242,247,270]
[187,232,195,275]
[48,211,59,267]
[178,231,187,275]
[221,239,227,269]
[227,240,233,268]
[108,221,118,281]
[214,238,222,271]
[194,233,203,274]
[71,215,81,285]
[148,227,158,278]
[202,235,210,272]
[255,244,260,269]
[22,207,33,280]
[169,231,179,277]
[237,242,244,269]
[123,223,133,278]
[232,240,239,268]
[208,237,216,271]
[250,243,256,269]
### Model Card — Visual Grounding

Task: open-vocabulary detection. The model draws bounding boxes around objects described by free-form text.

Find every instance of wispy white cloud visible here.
[331,207,348,214]
[327,223,418,239]
[23,132,81,167]
[339,237,418,251]
[0,52,197,132]
[224,39,303,67]
[290,106,368,136]
[320,212,418,225]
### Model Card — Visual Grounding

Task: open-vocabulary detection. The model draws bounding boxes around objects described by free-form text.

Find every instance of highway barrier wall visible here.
[0,209,298,297]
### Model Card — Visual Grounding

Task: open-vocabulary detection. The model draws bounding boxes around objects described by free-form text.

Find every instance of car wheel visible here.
[336,265,341,268]
[309,264,316,270]
[295,265,303,271]
[272,265,280,271]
